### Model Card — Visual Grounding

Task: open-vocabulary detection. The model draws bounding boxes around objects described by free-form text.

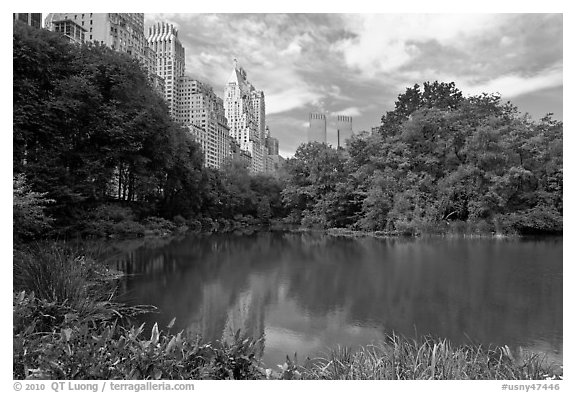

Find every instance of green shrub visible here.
[502,206,563,235]
[81,204,145,237]
[187,219,202,232]
[13,174,54,242]
[173,215,186,226]
[198,217,215,231]
[14,292,265,380]
[143,217,176,234]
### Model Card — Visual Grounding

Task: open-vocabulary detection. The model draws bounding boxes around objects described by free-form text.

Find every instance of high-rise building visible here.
[175,76,232,169]
[264,126,281,175]
[308,113,327,143]
[14,13,42,28]
[49,19,86,44]
[147,22,185,116]
[266,136,279,156]
[336,115,353,148]
[224,60,266,173]
[45,13,158,83]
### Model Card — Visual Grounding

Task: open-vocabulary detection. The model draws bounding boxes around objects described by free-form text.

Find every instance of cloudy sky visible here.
[141,13,562,157]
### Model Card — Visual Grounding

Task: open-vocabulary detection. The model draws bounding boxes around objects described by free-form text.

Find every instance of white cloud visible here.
[280,41,302,56]
[333,14,505,77]
[458,66,563,98]
[331,107,363,116]
[266,87,323,114]
[397,64,563,100]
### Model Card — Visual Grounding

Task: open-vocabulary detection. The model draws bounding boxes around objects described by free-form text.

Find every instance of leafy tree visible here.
[282,142,348,226]
[13,175,54,242]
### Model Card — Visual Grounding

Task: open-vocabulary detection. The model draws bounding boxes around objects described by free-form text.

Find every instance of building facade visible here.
[336,115,353,148]
[230,140,252,169]
[263,126,280,175]
[175,76,232,169]
[147,22,185,116]
[49,19,86,44]
[45,13,158,83]
[308,113,327,143]
[14,13,42,28]
[224,60,266,173]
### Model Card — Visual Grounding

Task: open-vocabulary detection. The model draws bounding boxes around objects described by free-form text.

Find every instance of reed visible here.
[297,333,562,380]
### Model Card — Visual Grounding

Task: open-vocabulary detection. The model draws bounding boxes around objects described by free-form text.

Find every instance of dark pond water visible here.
[107,232,562,367]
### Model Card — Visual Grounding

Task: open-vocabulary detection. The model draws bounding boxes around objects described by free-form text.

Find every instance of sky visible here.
[142,13,563,157]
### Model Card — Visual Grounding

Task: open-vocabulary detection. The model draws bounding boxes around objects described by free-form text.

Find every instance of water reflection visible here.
[109,232,562,367]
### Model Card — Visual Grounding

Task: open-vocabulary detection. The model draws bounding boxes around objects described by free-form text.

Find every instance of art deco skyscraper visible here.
[224,60,265,173]
[308,113,327,143]
[147,22,185,115]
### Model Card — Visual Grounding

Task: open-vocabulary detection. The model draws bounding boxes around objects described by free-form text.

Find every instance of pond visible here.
[107,232,562,368]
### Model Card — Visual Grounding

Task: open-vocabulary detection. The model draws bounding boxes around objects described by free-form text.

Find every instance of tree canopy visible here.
[283,83,562,235]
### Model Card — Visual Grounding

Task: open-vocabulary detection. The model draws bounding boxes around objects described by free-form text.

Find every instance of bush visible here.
[301,210,327,229]
[187,219,202,232]
[501,206,563,235]
[198,217,215,232]
[13,174,54,242]
[13,244,140,320]
[143,216,176,234]
[14,292,265,380]
[14,244,100,307]
[81,204,145,237]
[173,215,186,226]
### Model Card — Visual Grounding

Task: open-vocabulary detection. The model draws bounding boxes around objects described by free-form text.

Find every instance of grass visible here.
[292,334,562,380]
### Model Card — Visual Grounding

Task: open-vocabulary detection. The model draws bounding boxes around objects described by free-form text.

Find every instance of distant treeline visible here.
[13,23,562,241]
[282,81,562,236]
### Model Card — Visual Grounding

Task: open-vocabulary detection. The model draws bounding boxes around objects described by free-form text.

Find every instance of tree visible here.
[282,142,347,226]
[13,175,54,242]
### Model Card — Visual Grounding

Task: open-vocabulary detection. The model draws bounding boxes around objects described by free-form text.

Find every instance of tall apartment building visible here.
[45,13,158,83]
[251,89,268,172]
[49,19,86,44]
[147,22,185,116]
[224,60,266,173]
[175,76,232,169]
[336,115,353,148]
[308,113,327,143]
[265,135,279,156]
[14,13,42,28]
[264,126,282,175]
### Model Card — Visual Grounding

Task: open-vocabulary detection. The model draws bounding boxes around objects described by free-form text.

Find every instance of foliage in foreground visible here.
[14,291,561,381]
[296,334,562,380]
[14,291,264,380]
[13,244,265,380]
